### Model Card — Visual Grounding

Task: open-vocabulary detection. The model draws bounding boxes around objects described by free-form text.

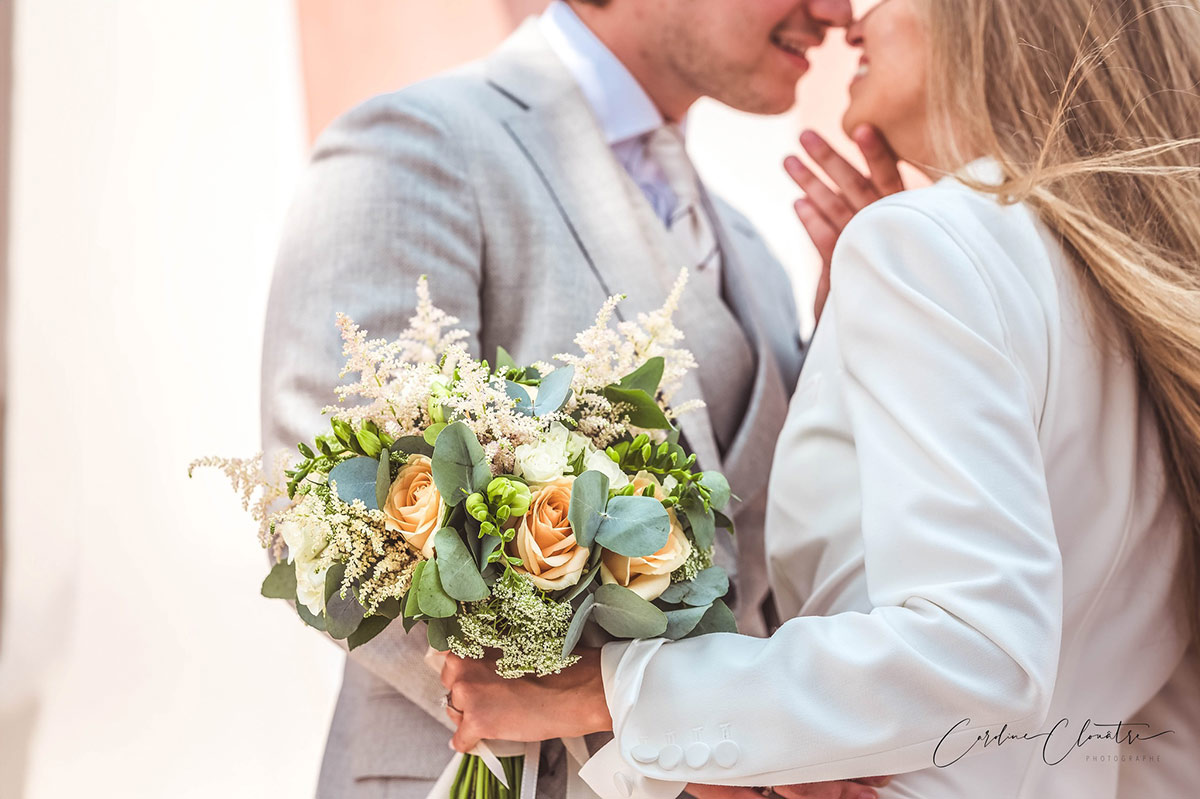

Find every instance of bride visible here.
[441,0,1200,796]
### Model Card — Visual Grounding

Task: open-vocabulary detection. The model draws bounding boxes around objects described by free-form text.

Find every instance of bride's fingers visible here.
[799,130,879,210]
[851,125,904,197]
[794,198,839,265]
[784,156,856,230]
[771,782,878,799]
[851,775,893,787]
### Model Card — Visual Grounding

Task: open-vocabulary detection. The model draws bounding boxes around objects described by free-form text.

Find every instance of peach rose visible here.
[599,472,691,600]
[383,454,442,558]
[509,477,590,591]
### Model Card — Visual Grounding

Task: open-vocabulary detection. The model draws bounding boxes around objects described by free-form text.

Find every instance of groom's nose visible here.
[805,0,854,29]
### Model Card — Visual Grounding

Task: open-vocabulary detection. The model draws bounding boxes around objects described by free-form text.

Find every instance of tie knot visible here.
[646,124,700,208]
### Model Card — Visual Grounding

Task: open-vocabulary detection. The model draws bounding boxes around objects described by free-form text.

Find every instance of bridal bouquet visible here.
[193,273,736,799]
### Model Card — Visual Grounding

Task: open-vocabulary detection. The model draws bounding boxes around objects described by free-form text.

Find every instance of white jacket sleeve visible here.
[579,200,1064,797]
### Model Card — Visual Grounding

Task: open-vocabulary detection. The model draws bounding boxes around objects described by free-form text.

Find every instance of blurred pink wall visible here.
[297,0,549,142]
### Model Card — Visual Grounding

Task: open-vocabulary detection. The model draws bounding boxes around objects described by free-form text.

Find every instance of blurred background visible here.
[0,1,867,796]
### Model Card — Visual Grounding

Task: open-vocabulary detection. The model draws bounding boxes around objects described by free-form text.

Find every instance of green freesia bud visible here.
[631,433,650,450]
[465,492,489,522]
[480,520,497,537]
[641,443,653,462]
[487,477,532,517]
[495,505,512,524]
[427,375,453,424]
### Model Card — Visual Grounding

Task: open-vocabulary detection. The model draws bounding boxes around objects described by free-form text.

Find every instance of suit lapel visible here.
[485,22,723,473]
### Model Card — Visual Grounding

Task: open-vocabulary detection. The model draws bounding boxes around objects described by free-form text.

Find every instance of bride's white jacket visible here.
[579,161,1196,798]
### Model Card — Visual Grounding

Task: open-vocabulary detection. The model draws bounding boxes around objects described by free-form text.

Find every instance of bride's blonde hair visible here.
[923,0,1200,644]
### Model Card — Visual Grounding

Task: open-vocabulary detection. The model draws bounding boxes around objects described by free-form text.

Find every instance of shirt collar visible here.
[538,0,676,145]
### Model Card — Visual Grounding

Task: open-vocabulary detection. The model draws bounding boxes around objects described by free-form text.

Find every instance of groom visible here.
[262,1,859,798]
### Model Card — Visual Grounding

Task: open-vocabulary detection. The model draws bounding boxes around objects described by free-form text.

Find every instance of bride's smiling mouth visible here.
[852,56,870,84]
[770,30,815,71]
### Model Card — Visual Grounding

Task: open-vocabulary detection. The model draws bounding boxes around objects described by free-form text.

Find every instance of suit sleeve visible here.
[260,92,483,725]
[579,201,1063,797]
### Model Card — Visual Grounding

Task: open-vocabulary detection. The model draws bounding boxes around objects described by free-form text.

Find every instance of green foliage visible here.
[417,560,459,618]
[435,527,491,602]
[662,604,711,640]
[327,456,384,511]
[567,470,609,549]
[431,422,491,506]
[561,594,597,658]
[658,567,729,607]
[684,598,738,637]
[261,561,297,600]
[595,495,671,557]
[324,563,367,640]
[591,584,668,638]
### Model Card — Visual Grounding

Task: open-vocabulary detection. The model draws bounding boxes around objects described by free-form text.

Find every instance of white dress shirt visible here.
[538,1,688,225]
[580,160,1195,798]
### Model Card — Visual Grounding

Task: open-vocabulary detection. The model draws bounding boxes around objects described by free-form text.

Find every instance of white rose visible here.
[584,449,630,490]
[515,438,571,485]
[279,518,327,564]
[295,559,328,616]
[566,432,591,462]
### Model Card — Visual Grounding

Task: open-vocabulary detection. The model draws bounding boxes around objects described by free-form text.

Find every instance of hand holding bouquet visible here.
[194,271,737,799]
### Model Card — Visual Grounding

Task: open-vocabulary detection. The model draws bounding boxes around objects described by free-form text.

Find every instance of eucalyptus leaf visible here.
[431,422,491,506]
[391,436,434,458]
[591,583,668,639]
[376,451,392,511]
[375,596,402,620]
[480,534,503,567]
[261,561,297,600]
[506,381,533,416]
[663,604,712,640]
[403,561,426,620]
[417,559,458,618]
[617,357,665,396]
[434,527,490,602]
[561,593,597,658]
[595,495,671,557]
[567,470,609,549]
[295,599,327,631]
[713,508,736,535]
[328,456,383,510]
[423,423,448,446]
[659,567,729,607]
[532,365,575,416]
[496,346,518,372]
[683,598,738,638]
[680,494,716,549]
[699,471,732,511]
[427,616,461,652]
[324,563,366,640]
[601,386,670,429]
[347,613,391,650]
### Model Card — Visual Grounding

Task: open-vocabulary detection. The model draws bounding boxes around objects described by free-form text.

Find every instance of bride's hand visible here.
[440,649,612,752]
[784,125,904,323]
[687,775,892,799]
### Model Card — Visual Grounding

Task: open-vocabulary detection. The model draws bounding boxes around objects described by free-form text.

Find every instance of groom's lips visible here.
[770,32,815,73]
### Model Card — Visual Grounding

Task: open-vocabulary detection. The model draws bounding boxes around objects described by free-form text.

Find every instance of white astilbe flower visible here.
[188,451,291,556]
[556,269,702,444]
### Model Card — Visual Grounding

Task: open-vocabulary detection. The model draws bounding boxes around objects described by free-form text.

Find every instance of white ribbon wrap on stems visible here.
[423,648,600,799]
[425,737,598,799]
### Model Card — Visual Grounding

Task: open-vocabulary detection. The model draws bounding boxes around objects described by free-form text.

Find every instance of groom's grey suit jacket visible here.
[261,20,803,799]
